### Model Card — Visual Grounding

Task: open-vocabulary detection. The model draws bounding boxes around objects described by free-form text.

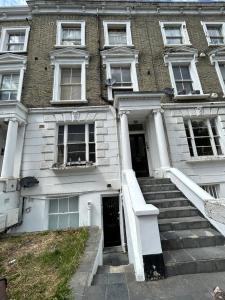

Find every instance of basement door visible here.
[103,196,121,247]
[130,134,150,178]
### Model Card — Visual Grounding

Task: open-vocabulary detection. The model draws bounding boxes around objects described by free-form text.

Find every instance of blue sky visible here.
[0,0,225,6]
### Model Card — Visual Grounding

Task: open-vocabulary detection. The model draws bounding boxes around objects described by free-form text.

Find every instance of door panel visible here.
[103,196,121,247]
[130,134,149,178]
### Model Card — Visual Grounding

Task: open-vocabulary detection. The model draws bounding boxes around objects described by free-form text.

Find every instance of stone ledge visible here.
[69,226,102,299]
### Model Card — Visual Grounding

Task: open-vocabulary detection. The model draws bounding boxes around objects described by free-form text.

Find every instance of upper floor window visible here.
[103,21,133,47]
[0,73,19,101]
[57,124,95,166]
[172,65,193,95]
[184,118,223,157]
[50,48,89,103]
[56,21,85,47]
[0,27,30,53]
[201,22,225,46]
[160,22,191,46]
[111,66,132,87]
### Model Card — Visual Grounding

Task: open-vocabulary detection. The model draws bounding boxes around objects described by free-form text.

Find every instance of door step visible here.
[158,206,199,219]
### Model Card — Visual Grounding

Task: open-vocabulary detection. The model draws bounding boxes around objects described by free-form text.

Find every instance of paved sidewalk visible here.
[86,271,225,299]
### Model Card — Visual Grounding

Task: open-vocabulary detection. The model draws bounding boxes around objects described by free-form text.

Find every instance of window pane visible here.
[61,69,71,84]
[71,68,81,84]
[61,86,71,100]
[67,144,86,162]
[58,126,64,145]
[167,37,182,45]
[49,215,58,230]
[59,198,69,213]
[69,196,78,212]
[89,143,96,162]
[59,214,69,229]
[49,199,58,213]
[68,125,85,143]
[57,145,64,164]
[1,75,11,89]
[183,82,193,94]
[69,213,79,227]
[71,85,81,100]
[108,28,127,45]
[180,66,191,80]
[165,27,182,37]
[122,67,131,83]
[9,33,25,43]
[111,67,121,82]
[89,124,95,142]
[219,64,225,81]
[62,27,81,45]
[0,91,10,100]
[173,66,181,80]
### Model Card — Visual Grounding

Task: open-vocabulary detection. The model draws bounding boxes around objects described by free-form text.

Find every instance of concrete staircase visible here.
[139,177,225,277]
[84,248,133,300]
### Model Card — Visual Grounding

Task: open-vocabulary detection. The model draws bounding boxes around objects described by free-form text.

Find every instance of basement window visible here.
[184,118,223,157]
[201,184,219,198]
[48,196,79,230]
[57,124,95,166]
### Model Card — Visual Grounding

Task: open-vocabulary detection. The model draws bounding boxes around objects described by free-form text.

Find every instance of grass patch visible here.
[0,228,89,300]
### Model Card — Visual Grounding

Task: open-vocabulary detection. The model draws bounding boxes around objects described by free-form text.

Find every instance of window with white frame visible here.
[184,118,223,157]
[166,58,203,96]
[160,22,191,46]
[56,21,85,47]
[48,196,79,230]
[201,184,219,198]
[103,21,132,47]
[0,27,30,52]
[202,22,225,46]
[57,124,95,166]
[0,73,20,101]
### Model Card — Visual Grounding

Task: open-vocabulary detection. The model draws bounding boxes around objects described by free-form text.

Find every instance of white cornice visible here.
[28,105,112,114]
[0,6,31,21]
[101,46,139,64]
[0,53,27,68]
[50,47,89,65]
[162,101,225,110]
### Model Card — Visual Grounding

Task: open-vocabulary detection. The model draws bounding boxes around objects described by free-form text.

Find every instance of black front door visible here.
[103,196,121,247]
[130,134,149,178]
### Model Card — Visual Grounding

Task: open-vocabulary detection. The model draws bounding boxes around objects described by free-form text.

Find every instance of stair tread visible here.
[159,206,197,212]
[146,197,188,202]
[164,245,225,265]
[158,216,209,225]
[143,190,182,195]
[161,227,223,241]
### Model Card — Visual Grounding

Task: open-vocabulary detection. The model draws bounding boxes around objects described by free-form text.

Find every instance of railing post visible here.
[119,111,132,170]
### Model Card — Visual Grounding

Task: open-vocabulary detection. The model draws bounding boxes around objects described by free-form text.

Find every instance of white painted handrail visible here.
[122,169,162,281]
[166,167,225,237]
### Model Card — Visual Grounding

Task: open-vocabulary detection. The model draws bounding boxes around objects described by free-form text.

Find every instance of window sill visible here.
[103,44,134,49]
[164,43,192,47]
[208,43,225,47]
[51,162,96,171]
[174,94,210,101]
[0,50,27,54]
[186,156,225,163]
[54,45,86,49]
[50,100,88,105]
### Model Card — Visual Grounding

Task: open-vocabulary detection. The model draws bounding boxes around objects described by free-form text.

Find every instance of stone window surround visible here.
[164,53,204,98]
[159,21,191,47]
[210,53,225,96]
[56,123,95,166]
[103,21,133,47]
[55,20,86,48]
[50,48,89,104]
[201,22,225,46]
[0,54,27,102]
[0,26,30,53]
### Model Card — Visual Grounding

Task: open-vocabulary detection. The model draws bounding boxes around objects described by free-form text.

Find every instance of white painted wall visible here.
[164,105,225,195]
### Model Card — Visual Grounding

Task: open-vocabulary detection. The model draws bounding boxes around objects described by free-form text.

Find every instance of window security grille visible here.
[201,185,219,198]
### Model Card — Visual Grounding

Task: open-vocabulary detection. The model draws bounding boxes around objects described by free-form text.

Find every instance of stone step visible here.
[164,245,225,277]
[85,283,129,300]
[161,228,225,251]
[145,198,190,208]
[97,264,134,274]
[143,190,184,200]
[159,206,199,219]
[138,178,171,185]
[159,216,210,232]
[92,272,126,286]
[140,183,178,193]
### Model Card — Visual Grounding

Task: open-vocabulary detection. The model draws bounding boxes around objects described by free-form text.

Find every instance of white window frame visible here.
[159,21,191,46]
[0,54,27,102]
[165,55,203,97]
[56,21,85,48]
[184,117,224,157]
[0,26,30,53]
[56,123,95,166]
[211,58,225,96]
[48,195,79,230]
[103,21,133,47]
[201,22,225,46]
[106,60,138,100]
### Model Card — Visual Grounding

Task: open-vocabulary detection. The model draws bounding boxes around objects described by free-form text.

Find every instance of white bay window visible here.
[57,124,95,166]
